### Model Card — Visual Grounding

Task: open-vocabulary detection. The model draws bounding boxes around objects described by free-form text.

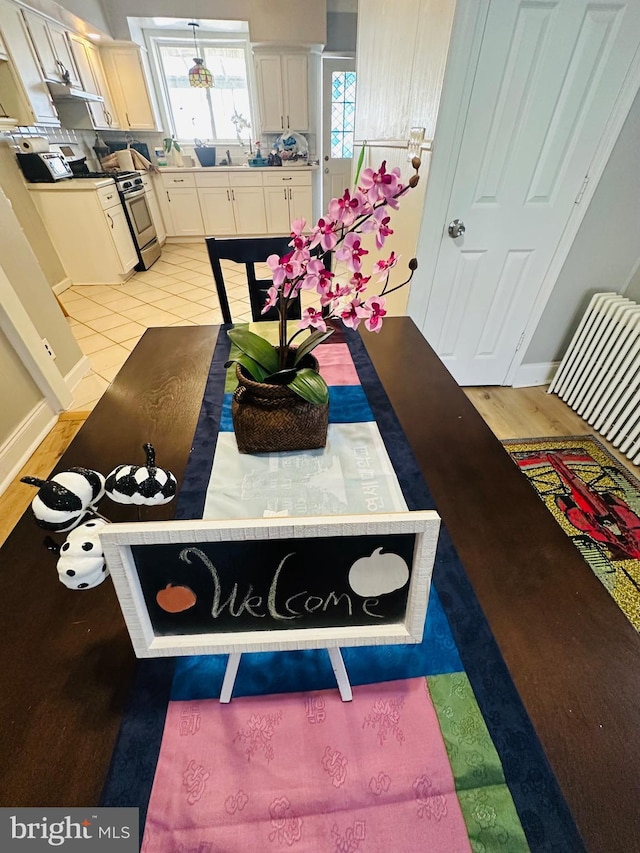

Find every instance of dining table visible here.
[0,318,639,853]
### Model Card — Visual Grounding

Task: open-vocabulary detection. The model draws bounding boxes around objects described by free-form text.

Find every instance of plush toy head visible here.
[21,468,106,532]
[57,517,109,589]
[105,443,177,506]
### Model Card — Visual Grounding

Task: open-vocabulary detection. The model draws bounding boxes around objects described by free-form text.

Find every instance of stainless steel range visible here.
[74,169,161,271]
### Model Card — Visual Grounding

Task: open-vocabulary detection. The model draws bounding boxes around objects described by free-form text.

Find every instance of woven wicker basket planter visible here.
[231,354,328,454]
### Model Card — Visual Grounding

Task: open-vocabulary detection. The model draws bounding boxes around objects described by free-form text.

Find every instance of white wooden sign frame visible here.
[100,511,441,660]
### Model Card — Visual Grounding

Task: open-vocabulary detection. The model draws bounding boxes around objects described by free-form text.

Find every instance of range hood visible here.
[46,81,104,102]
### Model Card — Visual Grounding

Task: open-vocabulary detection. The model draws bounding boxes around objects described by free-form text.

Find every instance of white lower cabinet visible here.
[160,169,313,238]
[29,182,138,285]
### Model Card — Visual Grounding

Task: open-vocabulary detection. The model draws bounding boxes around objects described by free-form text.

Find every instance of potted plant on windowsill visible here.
[226,157,422,454]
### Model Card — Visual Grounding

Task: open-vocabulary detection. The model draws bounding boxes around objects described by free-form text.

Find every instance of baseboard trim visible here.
[65,354,91,392]
[53,277,72,295]
[511,361,559,388]
[0,400,57,496]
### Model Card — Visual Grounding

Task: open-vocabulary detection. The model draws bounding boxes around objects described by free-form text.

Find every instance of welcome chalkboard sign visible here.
[100,512,440,658]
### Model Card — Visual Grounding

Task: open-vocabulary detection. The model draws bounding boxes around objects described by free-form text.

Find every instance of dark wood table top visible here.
[1,319,638,852]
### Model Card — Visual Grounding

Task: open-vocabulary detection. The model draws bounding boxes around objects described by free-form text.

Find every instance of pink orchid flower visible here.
[372,251,398,281]
[298,307,327,333]
[328,189,367,227]
[349,271,372,293]
[267,251,303,287]
[320,281,350,307]
[261,285,280,314]
[359,160,402,205]
[335,231,369,273]
[299,258,331,292]
[340,298,365,330]
[309,217,338,252]
[360,295,387,332]
[361,206,394,249]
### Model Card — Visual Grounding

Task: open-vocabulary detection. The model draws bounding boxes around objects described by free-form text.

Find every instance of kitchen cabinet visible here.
[254,52,309,133]
[100,43,159,131]
[0,0,59,125]
[161,174,203,238]
[29,181,138,285]
[140,173,166,244]
[263,172,312,234]
[21,9,81,87]
[197,172,266,236]
[68,35,117,130]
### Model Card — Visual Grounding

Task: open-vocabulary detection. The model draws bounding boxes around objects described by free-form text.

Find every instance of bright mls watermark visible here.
[0,808,138,850]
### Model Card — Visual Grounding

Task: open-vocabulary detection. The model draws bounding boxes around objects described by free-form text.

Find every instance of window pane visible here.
[330,71,356,159]
[157,42,252,143]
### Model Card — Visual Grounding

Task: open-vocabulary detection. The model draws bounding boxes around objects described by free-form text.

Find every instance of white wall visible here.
[523,84,640,364]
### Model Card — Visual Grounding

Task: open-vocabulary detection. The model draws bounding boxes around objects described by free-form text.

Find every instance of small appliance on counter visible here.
[15,137,73,182]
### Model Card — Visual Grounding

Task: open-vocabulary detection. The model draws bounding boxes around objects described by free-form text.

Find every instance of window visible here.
[330,71,356,159]
[154,39,253,143]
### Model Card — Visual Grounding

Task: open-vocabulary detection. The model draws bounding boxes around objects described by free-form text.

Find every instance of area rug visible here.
[503,435,640,630]
[102,328,585,852]
[142,676,524,853]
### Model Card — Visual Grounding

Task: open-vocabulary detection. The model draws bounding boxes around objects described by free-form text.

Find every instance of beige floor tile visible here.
[191,308,223,324]
[195,294,223,308]
[169,318,198,326]
[115,282,160,298]
[138,287,180,304]
[150,260,183,276]
[78,332,114,355]
[95,362,123,383]
[86,287,133,306]
[107,295,146,312]
[89,343,130,373]
[165,301,214,320]
[176,258,206,271]
[180,286,215,302]
[185,273,214,287]
[130,270,172,285]
[193,263,214,275]
[70,372,110,410]
[120,336,145,351]
[126,305,177,324]
[161,280,198,295]
[151,294,192,311]
[59,290,90,306]
[85,313,128,333]
[70,323,95,340]
[166,268,208,283]
[103,321,147,343]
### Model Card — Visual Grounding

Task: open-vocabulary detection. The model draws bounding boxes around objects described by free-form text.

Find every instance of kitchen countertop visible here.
[157,164,319,173]
[26,177,116,191]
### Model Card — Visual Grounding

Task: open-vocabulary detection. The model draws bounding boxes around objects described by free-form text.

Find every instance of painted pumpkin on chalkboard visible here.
[105,443,177,506]
[21,468,106,532]
[57,517,109,589]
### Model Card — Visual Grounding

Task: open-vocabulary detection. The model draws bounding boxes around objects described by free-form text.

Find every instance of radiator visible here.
[548,292,640,465]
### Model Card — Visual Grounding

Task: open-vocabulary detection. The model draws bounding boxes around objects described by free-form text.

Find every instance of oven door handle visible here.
[122,188,146,201]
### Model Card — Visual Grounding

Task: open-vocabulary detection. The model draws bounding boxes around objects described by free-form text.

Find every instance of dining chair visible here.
[205,235,299,323]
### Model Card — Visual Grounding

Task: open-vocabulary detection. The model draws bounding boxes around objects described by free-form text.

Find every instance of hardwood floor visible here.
[2,382,636,550]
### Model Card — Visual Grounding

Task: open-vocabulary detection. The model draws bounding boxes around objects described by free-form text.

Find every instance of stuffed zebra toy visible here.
[21,467,105,533]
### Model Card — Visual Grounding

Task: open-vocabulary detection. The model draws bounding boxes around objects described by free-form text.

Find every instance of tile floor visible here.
[60,242,256,411]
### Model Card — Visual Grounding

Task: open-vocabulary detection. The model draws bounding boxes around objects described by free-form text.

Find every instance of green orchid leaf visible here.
[224,347,270,382]
[354,144,366,187]
[227,327,279,373]
[293,328,335,365]
[288,368,329,406]
[262,368,299,384]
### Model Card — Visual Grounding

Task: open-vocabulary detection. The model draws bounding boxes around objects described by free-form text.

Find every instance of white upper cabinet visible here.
[255,52,309,133]
[100,43,160,131]
[0,0,59,125]
[68,35,118,129]
[21,9,81,87]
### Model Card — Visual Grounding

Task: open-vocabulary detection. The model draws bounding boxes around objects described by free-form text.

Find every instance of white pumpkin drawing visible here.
[348,547,409,597]
[57,518,109,590]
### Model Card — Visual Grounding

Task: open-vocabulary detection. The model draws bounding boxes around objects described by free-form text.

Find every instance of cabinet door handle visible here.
[107,213,114,228]
[105,193,114,201]
[282,176,292,181]
[126,112,131,127]
[232,190,235,201]
[286,115,290,128]
[289,188,292,201]
[281,115,284,129]
[167,191,171,202]
[226,190,230,201]
[174,178,184,183]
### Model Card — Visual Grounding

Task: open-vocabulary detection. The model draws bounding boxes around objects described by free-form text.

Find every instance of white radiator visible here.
[548,292,640,465]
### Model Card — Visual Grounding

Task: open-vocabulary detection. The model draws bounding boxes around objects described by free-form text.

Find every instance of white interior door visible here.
[322,57,356,209]
[412,0,640,386]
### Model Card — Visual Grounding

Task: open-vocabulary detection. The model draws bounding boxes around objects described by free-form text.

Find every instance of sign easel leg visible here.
[220,652,242,703]
[327,647,353,701]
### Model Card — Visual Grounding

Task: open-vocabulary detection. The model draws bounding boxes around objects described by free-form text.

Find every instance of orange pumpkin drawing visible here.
[156,583,197,613]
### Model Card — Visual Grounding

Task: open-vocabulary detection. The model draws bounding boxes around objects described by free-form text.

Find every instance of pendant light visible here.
[187,22,213,88]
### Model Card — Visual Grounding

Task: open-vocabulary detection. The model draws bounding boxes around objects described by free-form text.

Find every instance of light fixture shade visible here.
[188,57,213,88]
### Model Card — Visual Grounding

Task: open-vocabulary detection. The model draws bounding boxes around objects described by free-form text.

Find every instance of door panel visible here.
[322,57,356,211]
[419,0,640,385]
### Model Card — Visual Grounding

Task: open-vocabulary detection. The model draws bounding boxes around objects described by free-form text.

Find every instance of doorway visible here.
[321,56,357,210]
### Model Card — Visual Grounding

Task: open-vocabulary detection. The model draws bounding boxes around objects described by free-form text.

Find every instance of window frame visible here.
[144,29,257,146]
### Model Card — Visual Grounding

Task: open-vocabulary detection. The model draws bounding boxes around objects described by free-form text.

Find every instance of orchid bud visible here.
[411,156,421,171]
[409,258,418,270]
[409,174,420,188]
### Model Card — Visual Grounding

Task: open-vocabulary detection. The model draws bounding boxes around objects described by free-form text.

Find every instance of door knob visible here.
[448,219,466,238]
[324,168,329,174]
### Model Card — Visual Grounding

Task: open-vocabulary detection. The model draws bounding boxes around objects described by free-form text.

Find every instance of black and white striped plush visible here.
[105,443,177,506]
[21,468,106,533]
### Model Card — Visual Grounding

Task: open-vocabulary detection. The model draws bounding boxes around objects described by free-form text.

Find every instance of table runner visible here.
[102,324,584,852]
